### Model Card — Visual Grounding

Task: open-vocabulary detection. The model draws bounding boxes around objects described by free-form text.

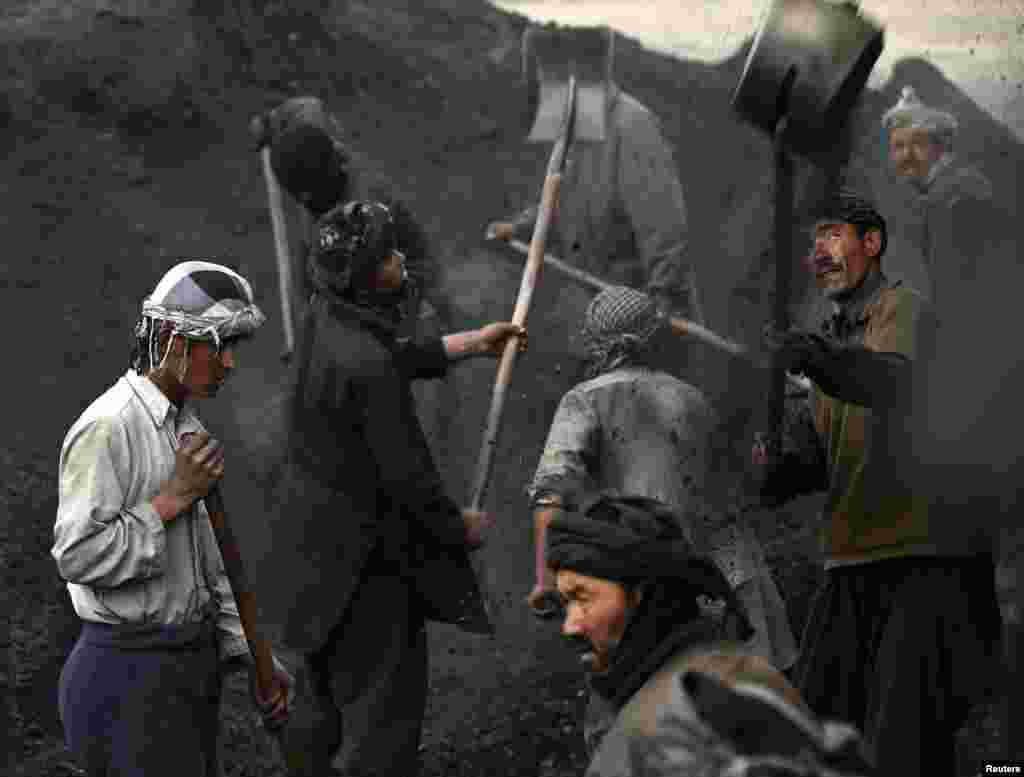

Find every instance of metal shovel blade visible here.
[525,25,612,143]
[732,0,884,155]
[528,80,606,143]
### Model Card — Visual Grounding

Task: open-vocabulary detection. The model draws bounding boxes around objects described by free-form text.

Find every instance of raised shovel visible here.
[466,25,612,631]
[730,0,884,456]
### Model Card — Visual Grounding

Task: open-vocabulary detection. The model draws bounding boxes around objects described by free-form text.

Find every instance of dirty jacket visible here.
[587,643,871,777]
[511,88,701,321]
[530,367,756,588]
[273,292,477,653]
[765,271,992,565]
[52,370,247,663]
[910,153,996,310]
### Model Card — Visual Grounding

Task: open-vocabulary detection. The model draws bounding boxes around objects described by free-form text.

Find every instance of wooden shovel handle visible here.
[768,122,796,449]
[204,486,280,706]
[470,173,563,511]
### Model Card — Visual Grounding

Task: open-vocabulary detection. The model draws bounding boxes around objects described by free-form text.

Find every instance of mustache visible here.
[803,253,836,272]
[811,254,842,273]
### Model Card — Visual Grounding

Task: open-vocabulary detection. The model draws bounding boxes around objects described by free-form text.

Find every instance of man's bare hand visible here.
[485,221,516,242]
[442,324,527,361]
[251,662,293,732]
[461,509,494,550]
[154,431,225,522]
[474,322,527,358]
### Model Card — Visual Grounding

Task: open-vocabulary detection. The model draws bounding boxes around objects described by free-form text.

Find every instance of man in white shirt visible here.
[53,260,292,776]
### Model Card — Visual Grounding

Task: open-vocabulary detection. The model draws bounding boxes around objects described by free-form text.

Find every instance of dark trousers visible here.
[281,547,429,777]
[796,555,1002,776]
[58,621,221,777]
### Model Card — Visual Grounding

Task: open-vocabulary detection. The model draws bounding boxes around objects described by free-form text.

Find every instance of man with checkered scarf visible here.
[53,261,292,776]
[527,285,798,754]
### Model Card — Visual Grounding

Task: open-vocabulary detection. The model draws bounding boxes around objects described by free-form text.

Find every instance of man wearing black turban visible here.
[547,492,875,777]
[528,286,797,672]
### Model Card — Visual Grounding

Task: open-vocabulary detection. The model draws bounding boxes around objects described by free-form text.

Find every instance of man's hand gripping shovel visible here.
[731,0,884,469]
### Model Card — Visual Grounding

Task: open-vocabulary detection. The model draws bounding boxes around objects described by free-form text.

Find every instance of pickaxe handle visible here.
[470,174,562,510]
[203,485,284,736]
[261,147,296,361]
[469,76,578,511]
[497,237,808,392]
[504,237,748,358]
[769,122,797,440]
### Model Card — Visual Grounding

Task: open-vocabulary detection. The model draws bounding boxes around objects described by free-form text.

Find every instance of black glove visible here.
[762,326,831,375]
[750,431,829,508]
[765,325,918,408]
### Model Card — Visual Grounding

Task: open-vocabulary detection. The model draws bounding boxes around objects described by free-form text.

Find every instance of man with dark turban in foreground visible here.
[528,287,797,689]
[546,492,874,776]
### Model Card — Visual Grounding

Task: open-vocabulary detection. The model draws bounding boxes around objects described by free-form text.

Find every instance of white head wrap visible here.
[881,86,958,148]
[134,261,265,374]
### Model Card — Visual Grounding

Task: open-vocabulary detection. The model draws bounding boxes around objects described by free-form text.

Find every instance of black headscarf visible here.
[308,200,412,326]
[269,124,350,217]
[547,492,753,710]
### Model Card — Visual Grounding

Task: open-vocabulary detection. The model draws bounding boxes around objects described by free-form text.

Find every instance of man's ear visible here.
[151,329,185,370]
[627,583,645,608]
[927,136,948,164]
[864,228,883,260]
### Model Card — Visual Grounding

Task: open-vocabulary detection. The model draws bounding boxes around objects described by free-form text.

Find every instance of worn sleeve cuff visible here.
[133,501,168,578]
[527,477,584,510]
[433,497,467,549]
[396,336,449,380]
[416,336,450,375]
[216,619,250,664]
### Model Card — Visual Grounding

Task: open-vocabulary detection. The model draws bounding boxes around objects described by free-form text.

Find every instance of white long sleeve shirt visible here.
[53,370,247,662]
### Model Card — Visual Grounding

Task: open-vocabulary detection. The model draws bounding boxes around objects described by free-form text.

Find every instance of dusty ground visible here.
[1,1,1018,775]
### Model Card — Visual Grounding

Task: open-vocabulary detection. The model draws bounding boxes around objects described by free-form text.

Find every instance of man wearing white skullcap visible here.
[53,260,293,776]
[882,85,997,310]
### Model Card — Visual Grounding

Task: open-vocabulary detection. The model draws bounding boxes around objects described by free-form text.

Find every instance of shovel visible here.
[466,27,611,629]
[730,0,884,455]
[522,24,614,144]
